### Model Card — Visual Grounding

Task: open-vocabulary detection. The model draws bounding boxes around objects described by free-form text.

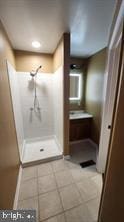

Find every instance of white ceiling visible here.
[0,0,116,57]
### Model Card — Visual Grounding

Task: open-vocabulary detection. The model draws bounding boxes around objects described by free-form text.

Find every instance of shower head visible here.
[30,65,42,77]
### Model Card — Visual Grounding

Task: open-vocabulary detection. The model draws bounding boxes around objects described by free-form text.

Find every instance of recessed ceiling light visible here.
[32,41,41,48]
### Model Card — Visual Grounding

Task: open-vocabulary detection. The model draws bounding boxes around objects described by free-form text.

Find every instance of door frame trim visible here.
[109,0,124,49]
[97,0,124,173]
[98,0,124,221]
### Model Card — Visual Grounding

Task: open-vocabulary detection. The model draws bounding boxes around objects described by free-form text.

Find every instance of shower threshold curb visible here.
[21,154,63,168]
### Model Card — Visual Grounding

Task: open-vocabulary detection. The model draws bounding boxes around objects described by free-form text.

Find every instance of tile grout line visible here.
[38,161,65,222]
[19,160,102,222]
[52,164,67,222]
[20,169,101,198]
[18,186,100,207]
[50,160,87,222]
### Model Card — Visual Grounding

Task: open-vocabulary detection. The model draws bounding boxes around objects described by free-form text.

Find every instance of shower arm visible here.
[36,65,42,75]
[30,65,42,77]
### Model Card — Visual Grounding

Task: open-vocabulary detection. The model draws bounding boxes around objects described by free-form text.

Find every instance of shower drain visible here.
[40,148,44,152]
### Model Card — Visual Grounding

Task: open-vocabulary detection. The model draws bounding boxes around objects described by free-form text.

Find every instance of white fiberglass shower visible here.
[7,61,63,166]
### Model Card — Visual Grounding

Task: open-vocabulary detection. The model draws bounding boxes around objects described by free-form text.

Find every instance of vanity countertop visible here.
[69,110,93,120]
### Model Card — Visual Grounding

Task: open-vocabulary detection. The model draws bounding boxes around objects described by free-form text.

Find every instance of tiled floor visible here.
[70,140,97,164]
[22,138,62,164]
[18,159,102,222]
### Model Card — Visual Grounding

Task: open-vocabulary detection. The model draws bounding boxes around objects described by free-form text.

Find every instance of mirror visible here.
[69,74,81,101]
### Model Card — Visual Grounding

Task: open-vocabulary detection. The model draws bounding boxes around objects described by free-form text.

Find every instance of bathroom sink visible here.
[69,110,93,120]
[70,110,83,115]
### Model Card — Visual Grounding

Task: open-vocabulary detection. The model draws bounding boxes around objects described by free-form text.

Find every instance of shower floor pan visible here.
[22,138,62,167]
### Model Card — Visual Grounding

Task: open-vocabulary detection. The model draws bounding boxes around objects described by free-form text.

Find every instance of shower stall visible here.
[7,61,63,166]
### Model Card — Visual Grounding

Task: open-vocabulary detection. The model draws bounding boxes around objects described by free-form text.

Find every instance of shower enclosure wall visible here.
[7,61,63,165]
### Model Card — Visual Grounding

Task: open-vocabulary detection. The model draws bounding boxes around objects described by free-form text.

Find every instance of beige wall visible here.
[85,48,107,145]
[15,50,53,73]
[0,21,20,209]
[53,38,64,72]
[53,33,70,156]
[69,57,87,111]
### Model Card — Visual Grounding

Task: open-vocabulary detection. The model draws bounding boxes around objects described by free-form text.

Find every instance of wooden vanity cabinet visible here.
[69,118,92,141]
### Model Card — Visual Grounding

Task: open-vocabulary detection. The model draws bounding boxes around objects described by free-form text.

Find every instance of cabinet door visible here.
[69,118,92,141]
[69,121,77,141]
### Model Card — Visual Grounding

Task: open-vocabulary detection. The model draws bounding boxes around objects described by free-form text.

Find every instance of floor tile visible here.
[66,161,81,169]
[37,163,53,177]
[59,184,82,211]
[19,179,38,200]
[91,174,103,193]
[17,197,39,218]
[76,178,98,202]
[83,166,98,178]
[70,140,96,164]
[44,213,66,222]
[39,190,63,221]
[17,140,101,222]
[86,197,101,221]
[65,204,92,222]
[55,170,74,188]
[69,168,86,182]
[38,174,57,194]
[21,166,37,181]
[51,159,68,173]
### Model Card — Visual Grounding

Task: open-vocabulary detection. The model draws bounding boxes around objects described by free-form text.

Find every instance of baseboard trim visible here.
[13,165,22,209]
[69,138,99,164]
[64,155,71,160]
[87,139,98,150]
[70,138,98,148]
[70,138,98,150]
[69,138,91,145]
